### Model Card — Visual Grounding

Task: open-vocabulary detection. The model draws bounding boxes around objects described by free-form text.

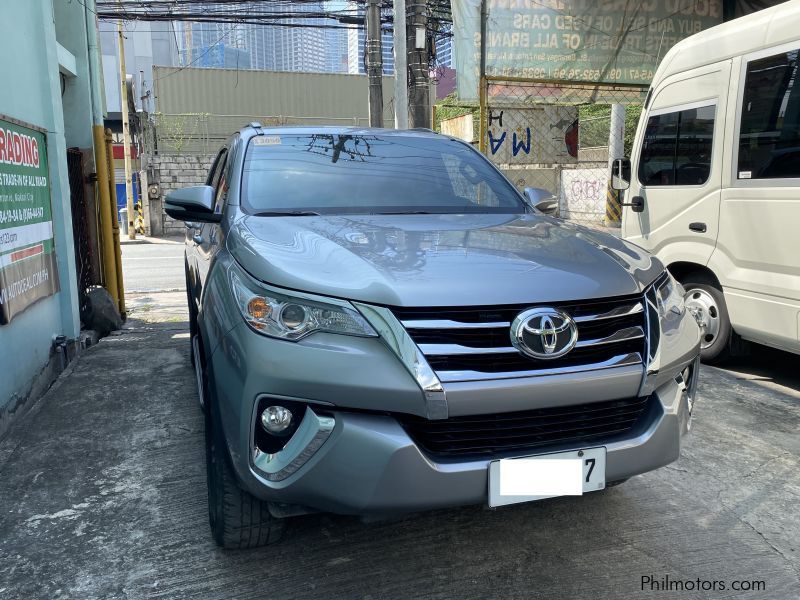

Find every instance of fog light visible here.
[261,405,294,434]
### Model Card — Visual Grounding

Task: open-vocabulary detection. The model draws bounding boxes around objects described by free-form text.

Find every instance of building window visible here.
[638,104,715,186]
[738,48,800,179]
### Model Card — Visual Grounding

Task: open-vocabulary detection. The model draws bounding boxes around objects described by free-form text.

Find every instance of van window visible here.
[638,105,715,186]
[738,48,800,179]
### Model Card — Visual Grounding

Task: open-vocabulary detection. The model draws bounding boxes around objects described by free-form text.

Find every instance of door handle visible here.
[689,222,707,233]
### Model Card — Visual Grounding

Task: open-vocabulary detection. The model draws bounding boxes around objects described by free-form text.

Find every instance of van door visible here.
[710,43,800,353]
[624,61,731,268]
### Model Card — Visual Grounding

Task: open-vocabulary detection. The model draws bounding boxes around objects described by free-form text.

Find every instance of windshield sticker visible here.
[253,136,281,146]
[739,171,752,179]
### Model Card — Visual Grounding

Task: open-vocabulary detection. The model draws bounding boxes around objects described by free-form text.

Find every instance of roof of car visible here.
[238,125,440,141]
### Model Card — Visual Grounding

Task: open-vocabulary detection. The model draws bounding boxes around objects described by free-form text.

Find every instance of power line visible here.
[95,0,452,34]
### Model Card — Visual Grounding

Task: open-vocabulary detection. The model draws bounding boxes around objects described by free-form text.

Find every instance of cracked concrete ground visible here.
[0,290,799,599]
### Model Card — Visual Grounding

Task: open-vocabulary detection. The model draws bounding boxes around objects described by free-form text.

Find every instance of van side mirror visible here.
[165,186,221,223]
[523,187,559,217]
[611,158,631,191]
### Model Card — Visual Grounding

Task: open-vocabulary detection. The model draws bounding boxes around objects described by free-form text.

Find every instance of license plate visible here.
[488,447,606,507]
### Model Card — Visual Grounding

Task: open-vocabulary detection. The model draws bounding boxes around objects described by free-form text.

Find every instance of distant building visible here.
[326,27,350,73]
[435,35,452,68]
[183,44,251,70]
[175,1,346,73]
[239,3,328,72]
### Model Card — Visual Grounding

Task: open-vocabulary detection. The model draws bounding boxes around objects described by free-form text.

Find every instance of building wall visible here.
[98,19,179,114]
[0,0,85,432]
[148,154,215,236]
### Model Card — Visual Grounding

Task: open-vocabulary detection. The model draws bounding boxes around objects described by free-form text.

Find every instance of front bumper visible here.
[235,365,697,515]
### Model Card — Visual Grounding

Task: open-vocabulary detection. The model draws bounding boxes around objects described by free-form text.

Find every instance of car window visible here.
[206,148,227,188]
[738,47,800,179]
[638,104,715,186]
[213,151,230,214]
[240,134,525,215]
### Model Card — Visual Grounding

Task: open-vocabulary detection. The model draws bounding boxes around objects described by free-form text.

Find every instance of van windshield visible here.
[240,133,526,215]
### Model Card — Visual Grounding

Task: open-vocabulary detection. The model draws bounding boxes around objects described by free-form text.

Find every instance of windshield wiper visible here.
[251,210,322,217]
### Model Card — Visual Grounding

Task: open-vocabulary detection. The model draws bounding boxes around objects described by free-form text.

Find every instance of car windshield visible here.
[240,133,526,215]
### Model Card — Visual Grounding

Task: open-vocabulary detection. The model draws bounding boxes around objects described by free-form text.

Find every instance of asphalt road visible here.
[0,287,798,600]
[120,236,186,292]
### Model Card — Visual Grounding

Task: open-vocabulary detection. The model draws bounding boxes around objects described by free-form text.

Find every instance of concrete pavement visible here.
[0,289,799,598]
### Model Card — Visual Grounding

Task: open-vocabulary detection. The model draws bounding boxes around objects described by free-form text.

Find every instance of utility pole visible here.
[392,0,408,129]
[478,0,487,153]
[117,14,136,239]
[365,0,384,127]
[605,103,626,226]
[86,0,125,316]
[407,0,430,128]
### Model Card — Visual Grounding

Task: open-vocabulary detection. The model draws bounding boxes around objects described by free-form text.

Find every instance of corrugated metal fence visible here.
[150,67,408,154]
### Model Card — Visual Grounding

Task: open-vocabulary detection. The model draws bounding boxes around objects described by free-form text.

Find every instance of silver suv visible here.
[166,126,701,548]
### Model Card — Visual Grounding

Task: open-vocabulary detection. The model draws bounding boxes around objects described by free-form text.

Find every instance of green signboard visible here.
[453,0,724,101]
[0,116,59,324]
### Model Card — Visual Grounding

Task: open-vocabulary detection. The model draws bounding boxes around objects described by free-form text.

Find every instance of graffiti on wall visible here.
[559,168,608,221]
[486,106,578,164]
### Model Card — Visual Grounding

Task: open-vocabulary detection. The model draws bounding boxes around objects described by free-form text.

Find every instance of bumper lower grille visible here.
[399,396,653,459]
[392,296,647,382]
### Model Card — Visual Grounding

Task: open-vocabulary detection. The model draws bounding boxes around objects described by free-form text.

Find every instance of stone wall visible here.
[147,154,214,236]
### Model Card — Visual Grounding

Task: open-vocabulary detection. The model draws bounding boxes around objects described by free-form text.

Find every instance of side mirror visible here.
[611,158,631,191]
[165,186,221,223]
[523,187,559,217]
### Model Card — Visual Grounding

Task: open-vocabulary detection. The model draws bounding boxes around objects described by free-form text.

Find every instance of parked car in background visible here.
[167,125,701,548]
[614,0,800,363]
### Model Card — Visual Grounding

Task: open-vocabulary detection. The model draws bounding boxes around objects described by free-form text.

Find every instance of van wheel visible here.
[204,373,285,548]
[682,278,731,364]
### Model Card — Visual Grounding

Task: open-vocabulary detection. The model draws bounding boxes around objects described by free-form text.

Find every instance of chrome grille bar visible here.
[573,301,644,322]
[418,344,518,356]
[575,326,644,348]
[393,296,648,383]
[437,353,643,383]
[401,319,511,330]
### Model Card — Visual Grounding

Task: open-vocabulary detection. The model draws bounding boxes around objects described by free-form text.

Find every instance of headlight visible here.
[655,271,685,320]
[229,267,377,341]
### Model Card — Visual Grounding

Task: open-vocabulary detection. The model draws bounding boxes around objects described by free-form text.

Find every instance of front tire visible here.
[185,262,197,369]
[681,277,732,364]
[201,351,285,548]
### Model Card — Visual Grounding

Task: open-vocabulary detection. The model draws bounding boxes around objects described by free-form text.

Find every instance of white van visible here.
[614,0,800,363]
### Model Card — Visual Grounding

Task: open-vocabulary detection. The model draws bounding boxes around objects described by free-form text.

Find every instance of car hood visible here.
[227,213,663,307]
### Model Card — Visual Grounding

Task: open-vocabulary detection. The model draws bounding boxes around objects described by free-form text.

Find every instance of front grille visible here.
[392,296,647,382]
[399,396,653,459]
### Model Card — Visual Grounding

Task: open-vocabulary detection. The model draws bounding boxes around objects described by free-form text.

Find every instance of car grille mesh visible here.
[399,396,652,459]
[392,296,647,382]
